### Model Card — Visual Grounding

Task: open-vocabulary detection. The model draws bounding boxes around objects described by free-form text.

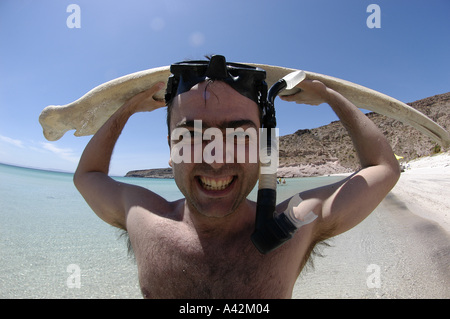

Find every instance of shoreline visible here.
[389,152,450,233]
[278,152,450,233]
[123,152,450,233]
[276,161,353,178]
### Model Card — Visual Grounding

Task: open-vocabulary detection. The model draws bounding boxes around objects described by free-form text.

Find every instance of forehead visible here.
[170,81,261,128]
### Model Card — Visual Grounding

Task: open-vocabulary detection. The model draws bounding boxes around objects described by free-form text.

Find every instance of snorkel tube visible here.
[251,70,306,254]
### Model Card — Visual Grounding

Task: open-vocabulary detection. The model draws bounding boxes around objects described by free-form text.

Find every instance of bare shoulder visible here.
[125,191,185,236]
[123,184,184,222]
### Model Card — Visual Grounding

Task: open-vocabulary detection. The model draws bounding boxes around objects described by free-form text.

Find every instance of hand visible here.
[280,79,331,106]
[124,81,166,113]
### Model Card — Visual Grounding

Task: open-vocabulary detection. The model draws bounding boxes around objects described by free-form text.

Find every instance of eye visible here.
[226,127,257,146]
[235,132,249,144]
[171,128,201,145]
[226,131,250,145]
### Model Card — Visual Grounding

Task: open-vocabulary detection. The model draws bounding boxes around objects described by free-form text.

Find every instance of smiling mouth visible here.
[198,175,235,191]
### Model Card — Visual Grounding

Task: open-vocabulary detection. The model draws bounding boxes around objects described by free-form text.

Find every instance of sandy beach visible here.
[391,152,450,232]
[293,152,450,298]
[281,152,450,231]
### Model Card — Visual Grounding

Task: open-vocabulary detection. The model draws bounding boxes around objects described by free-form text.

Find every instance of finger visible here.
[132,82,165,105]
[143,81,166,97]
[141,93,166,107]
[279,91,302,102]
[153,99,166,108]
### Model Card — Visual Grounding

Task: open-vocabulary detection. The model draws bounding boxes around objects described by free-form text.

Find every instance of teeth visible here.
[199,176,234,191]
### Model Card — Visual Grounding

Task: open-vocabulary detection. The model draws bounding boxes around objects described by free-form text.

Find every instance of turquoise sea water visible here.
[0,163,344,298]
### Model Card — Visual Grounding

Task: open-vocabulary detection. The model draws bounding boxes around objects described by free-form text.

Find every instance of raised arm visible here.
[280,80,400,239]
[73,82,166,229]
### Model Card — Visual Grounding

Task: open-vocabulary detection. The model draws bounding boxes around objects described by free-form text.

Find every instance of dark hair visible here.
[166,98,174,138]
[165,83,263,139]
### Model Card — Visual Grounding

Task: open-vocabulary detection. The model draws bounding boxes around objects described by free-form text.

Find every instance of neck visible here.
[183,199,256,240]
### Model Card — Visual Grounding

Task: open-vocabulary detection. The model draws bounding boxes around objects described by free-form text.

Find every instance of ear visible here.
[167,136,173,167]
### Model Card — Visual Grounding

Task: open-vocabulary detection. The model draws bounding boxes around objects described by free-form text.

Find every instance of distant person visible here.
[74,55,400,298]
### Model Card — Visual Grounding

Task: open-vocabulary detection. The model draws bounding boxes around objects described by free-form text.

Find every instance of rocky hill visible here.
[126,92,449,178]
[277,92,449,177]
[126,167,174,178]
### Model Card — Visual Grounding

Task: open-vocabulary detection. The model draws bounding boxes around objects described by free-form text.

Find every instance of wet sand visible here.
[293,152,450,298]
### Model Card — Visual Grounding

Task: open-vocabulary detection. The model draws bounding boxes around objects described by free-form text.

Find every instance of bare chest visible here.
[131,222,299,298]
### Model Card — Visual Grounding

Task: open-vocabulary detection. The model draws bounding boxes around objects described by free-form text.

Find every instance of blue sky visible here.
[1,0,449,175]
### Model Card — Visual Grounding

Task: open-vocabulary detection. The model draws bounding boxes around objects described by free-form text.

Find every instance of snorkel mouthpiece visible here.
[251,189,299,253]
[251,70,306,254]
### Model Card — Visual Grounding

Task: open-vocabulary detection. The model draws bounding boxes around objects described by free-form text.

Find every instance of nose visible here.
[202,139,228,170]
[208,160,225,170]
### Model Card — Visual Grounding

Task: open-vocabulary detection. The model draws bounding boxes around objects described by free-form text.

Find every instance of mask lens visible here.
[165,56,267,108]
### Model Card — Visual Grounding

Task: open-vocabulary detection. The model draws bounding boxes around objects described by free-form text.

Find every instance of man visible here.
[74,56,400,298]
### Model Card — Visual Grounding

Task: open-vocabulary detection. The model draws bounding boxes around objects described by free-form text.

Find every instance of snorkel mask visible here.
[165,55,305,254]
[165,55,267,110]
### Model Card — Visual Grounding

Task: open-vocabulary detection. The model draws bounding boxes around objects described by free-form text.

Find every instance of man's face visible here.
[169,81,261,218]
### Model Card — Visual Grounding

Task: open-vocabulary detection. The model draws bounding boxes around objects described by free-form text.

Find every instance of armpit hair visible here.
[117,229,135,261]
[298,223,336,275]
[301,239,333,274]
